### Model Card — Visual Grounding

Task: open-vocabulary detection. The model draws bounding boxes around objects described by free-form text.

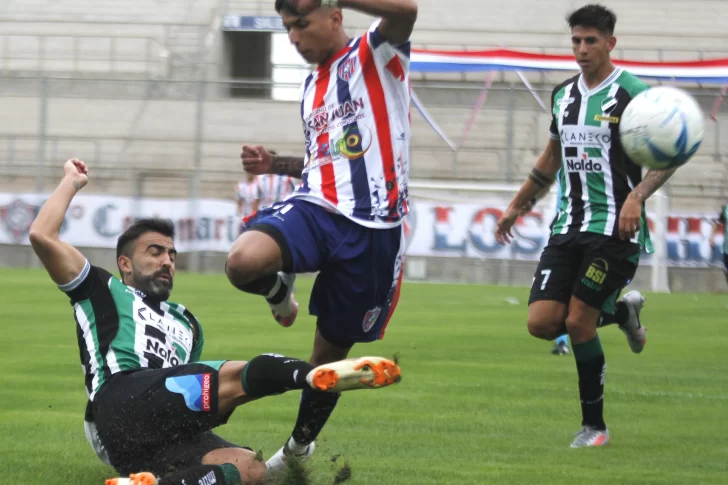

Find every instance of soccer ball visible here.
[619,86,704,170]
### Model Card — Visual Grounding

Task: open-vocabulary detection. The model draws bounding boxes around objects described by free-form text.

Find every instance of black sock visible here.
[227,267,289,304]
[572,336,607,431]
[597,301,629,327]
[159,463,241,485]
[291,387,341,445]
[242,354,314,398]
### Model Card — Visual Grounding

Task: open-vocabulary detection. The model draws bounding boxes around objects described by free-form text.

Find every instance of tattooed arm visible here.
[241,145,304,179]
[271,155,305,179]
[629,168,678,203]
[618,168,677,240]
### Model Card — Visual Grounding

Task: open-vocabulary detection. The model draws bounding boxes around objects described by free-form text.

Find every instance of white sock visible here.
[286,436,309,454]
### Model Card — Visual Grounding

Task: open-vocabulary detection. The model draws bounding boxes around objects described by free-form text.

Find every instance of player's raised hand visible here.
[63,158,89,191]
[241,145,273,175]
[495,207,520,246]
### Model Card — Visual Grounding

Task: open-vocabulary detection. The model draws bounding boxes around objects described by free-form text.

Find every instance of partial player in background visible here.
[258,151,297,208]
[29,159,402,485]
[496,4,678,448]
[710,202,728,287]
[235,172,261,231]
[225,0,417,476]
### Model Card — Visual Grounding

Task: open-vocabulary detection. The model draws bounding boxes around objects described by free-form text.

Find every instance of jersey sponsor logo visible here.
[146,339,182,366]
[312,126,373,162]
[581,258,609,290]
[362,307,382,332]
[137,306,194,356]
[164,373,212,412]
[330,98,365,122]
[560,127,612,147]
[338,57,358,82]
[201,372,212,411]
[594,115,620,123]
[566,154,604,172]
[305,99,366,135]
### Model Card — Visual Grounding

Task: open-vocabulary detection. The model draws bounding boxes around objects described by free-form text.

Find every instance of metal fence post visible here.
[36,76,48,194]
[505,83,515,183]
[187,30,207,274]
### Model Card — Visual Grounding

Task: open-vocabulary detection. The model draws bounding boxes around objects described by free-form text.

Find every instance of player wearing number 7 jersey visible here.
[495,4,679,448]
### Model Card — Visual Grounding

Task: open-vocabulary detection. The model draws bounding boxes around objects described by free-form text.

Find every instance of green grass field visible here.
[1,267,727,485]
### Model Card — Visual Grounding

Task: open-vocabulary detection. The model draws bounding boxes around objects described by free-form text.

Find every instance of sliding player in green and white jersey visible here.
[29,158,402,485]
[495,4,680,448]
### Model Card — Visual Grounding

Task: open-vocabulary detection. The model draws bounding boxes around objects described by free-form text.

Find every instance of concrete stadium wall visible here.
[1,84,726,210]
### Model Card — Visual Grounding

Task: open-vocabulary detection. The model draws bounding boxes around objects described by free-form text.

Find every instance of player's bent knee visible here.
[527,300,567,340]
[564,297,601,340]
[527,318,563,340]
[226,231,283,286]
[202,448,267,484]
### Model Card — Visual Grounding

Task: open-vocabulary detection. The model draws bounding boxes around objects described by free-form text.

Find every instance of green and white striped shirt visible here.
[549,68,653,252]
[60,260,204,401]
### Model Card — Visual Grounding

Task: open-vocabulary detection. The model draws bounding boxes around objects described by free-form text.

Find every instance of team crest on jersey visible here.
[601,96,618,113]
[338,57,358,82]
[362,307,382,332]
[0,199,40,243]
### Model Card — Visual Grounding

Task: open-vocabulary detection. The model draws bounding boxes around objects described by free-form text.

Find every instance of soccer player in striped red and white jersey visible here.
[224,0,417,474]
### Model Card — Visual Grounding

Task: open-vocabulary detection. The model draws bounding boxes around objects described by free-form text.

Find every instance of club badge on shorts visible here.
[362,307,382,332]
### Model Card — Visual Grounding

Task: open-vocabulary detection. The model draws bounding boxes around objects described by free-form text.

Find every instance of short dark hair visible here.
[116,218,176,263]
[275,0,299,15]
[567,4,617,35]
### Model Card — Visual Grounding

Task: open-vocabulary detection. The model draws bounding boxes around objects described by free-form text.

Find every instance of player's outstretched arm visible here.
[334,0,418,45]
[28,158,89,286]
[240,145,304,179]
[495,138,561,245]
[271,155,305,179]
[618,167,677,240]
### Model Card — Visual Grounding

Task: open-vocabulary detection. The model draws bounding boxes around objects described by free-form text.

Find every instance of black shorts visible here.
[724,253,728,273]
[92,362,249,476]
[529,232,640,313]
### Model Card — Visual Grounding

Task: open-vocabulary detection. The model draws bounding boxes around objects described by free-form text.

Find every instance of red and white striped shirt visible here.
[292,20,411,228]
[235,179,261,217]
[259,174,297,209]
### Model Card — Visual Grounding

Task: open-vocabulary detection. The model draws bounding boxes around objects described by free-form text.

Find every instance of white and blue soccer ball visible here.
[619,86,704,170]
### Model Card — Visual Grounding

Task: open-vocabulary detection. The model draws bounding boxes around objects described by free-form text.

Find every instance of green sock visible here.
[572,335,607,431]
[219,463,242,485]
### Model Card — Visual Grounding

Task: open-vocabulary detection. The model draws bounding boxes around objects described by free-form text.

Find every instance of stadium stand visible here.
[0,0,726,209]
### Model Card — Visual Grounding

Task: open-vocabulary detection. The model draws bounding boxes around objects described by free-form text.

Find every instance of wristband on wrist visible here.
[321,0,339,7]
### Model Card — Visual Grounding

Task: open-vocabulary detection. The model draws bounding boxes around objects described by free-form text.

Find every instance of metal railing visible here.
[0,77,725,196]
[0,33,171,78]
